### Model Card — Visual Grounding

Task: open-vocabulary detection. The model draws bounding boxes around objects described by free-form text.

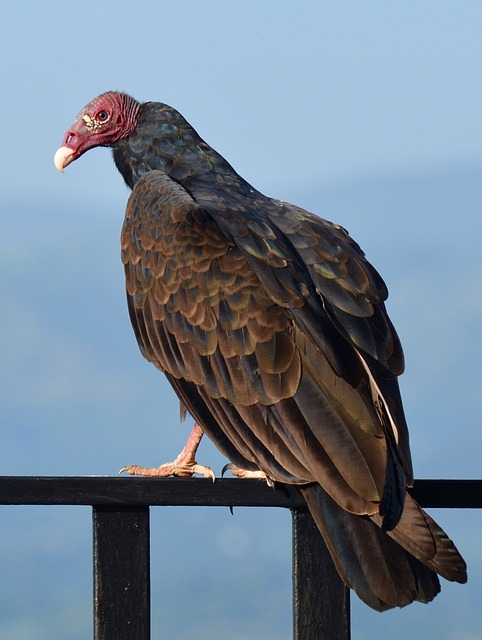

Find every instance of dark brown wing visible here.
[189,181,412,491]
[268,199,413,488]
[122,170,404,518]
[121,170,466,608]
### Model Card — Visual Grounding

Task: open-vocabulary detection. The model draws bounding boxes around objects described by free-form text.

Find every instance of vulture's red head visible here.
[54,92,140,172]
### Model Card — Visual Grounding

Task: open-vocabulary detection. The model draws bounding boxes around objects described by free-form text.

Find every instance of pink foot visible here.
[222,463,274,487]
[119,423,215,481]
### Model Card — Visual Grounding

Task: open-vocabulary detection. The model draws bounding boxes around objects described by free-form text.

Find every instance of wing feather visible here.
[120,169,466,610]
[122,171,407,518]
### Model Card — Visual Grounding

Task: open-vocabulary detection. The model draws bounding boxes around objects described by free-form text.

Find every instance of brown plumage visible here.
[55,92,467,611]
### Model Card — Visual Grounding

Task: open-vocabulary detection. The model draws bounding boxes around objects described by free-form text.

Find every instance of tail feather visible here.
[300,484,466,611]
[373,493,467,584]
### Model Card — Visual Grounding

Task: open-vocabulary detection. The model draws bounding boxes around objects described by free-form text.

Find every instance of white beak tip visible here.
[54,146,74,173]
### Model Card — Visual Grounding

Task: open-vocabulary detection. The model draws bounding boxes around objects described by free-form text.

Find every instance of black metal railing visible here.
[1,477,481,640]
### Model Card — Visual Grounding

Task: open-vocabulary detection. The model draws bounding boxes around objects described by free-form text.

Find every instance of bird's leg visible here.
[119,422,215,481]
[222,463,274,488]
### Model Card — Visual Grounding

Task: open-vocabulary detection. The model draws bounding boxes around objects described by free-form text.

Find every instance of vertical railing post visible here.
[292,509,350,640]
[93,505,151,640]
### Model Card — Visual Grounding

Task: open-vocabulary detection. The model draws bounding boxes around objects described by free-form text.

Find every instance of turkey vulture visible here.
[55,92,466,611]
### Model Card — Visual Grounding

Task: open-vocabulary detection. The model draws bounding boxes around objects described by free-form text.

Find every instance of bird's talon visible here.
[221,463,232,477]
[191,463,216,482]
[222,463,273,486]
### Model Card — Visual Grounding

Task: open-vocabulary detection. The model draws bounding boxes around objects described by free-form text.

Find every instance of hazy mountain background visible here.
[1,2,482,639]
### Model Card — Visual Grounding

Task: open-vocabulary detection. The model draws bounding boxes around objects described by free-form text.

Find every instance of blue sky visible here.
[1,2,482,639]
[3,1,482,197]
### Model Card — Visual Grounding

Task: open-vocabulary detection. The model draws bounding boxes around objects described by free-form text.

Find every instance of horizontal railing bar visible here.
[0,476,305,507]
[410,479,482,508]
[0,477,481,508]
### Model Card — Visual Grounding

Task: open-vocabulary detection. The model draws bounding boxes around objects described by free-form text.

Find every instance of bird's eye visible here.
[97,110,109,122]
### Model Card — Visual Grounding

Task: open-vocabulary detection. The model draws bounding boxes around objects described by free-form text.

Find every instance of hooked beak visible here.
[54,116,92,173]
[54,146,76,173]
